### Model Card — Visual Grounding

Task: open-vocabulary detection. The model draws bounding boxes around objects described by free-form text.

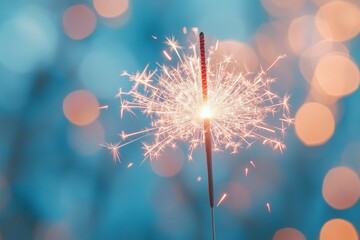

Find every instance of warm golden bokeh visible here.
[63,90,100,126]
[150,147,184,177]
[44,223,72,240]
[315,1,360,42]
[255,33,280,64]
[299,40,349,83]
[212,40,258,73]
[273,228,306,240]
[312,0,360,6]
[255,21,290,64]
[225,182,251,210]
[261,0,306,17]
[314,54,359,97]
[295,102,335,146]
[308,78,339,105]
[63,5,96,40]
[288,16,330,55]
[93,0,129,18]
[320,219,358,240]
[322,166,360,210]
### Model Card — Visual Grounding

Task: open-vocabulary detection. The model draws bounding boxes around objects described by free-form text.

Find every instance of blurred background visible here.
[0,0,359,239]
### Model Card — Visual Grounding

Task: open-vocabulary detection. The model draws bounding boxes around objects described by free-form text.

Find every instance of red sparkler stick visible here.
[199,32,216,240]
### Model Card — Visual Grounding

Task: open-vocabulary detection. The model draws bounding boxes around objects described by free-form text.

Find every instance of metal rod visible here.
[200,32,216,240]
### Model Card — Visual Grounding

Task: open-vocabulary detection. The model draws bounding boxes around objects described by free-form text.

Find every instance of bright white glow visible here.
[201,105,212,119]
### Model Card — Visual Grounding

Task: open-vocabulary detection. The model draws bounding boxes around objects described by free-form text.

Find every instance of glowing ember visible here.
[245,167,249,176]
[127,162,133,168]
[200,104,212,119]
[100,142,121,162]
[216,193,227,207]
[250,160,256,168]
[197,176,202,182]
[267,202,271,213]
[162,50,172,61]
[114,33,291,161]
[99,105,109,110]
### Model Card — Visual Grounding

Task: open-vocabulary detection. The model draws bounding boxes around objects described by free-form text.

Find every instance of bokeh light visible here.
[315,1,360,42]
[78,50,135,99]
[312,0,360,7]
[299,40,349,82]
[308,77,339,105]
[314,54,359,97]
[63,4,96,40]
[322,166,360,210]
[68,121,104,156]
[1,0,360,239]
[63,90,100,126]
[44,223,71,240]
[150,147,184,177]
[255,20,290,65]
[320,219,358,240]
[0,6,57,73]
[261,0,306,18]
[288,15,330,55]
[225,181,251,210]
[295,102,335,146]
[273,228,306,240]
[213,40,258,72]
[93,0,129,18]
[255,32,281,64]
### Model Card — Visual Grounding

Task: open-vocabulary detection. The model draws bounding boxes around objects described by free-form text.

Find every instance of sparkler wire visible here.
[200,32,216,240]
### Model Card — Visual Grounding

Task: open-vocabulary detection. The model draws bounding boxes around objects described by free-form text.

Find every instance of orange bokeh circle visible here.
[273,228,306,240]
[63,90,100,126]
[93,0,129,18]
[322,166,360,209]
[314,54,359,97]
[295,102,335,146]
[320,219,358,240]
[63,5,96,40]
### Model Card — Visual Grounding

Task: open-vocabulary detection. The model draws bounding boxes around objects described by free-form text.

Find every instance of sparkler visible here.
[199,32,216,239]
[112,30,291,239]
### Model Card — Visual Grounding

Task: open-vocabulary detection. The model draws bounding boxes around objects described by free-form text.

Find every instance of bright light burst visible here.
[115,33,292,162]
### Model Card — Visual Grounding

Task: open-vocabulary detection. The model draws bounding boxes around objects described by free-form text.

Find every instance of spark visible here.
[245,167,249,176]
[100,142,121,163]
[183,27,187,35]
[216,193,227,207]
[266,202,271,213]
[192,27,199,35]
[151,35,157,40]
[115,34,291,161]
[99,105,109,110]
[127,162,133,168]
[163,50,172,61]
[250,160,256,168]
[197,176,202,182]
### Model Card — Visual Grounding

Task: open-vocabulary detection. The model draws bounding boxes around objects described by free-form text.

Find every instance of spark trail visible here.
[116,33,291,162]
[110,30,292,237]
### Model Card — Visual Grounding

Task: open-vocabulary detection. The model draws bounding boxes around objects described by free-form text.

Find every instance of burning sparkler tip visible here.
[116,33,292,171]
